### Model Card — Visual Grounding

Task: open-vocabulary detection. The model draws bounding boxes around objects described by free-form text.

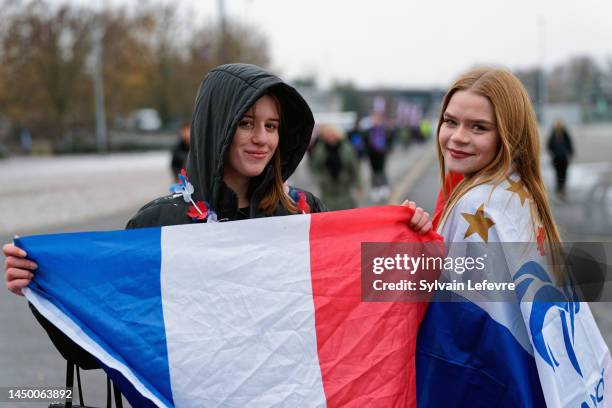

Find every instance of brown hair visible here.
[257,93,298,215]
[259,151,298,214]
[436,68,563,277]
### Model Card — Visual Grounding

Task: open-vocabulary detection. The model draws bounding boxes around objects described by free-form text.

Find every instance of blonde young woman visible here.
[416,68,611,407]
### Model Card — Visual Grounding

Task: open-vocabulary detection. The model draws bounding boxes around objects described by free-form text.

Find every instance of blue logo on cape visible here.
[515,261,583,377]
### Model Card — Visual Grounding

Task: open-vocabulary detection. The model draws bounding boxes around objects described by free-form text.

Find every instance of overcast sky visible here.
[80,0,612,89]
[191,0,612,89]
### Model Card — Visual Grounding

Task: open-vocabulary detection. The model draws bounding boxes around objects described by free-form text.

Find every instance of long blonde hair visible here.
[437,68,562,269]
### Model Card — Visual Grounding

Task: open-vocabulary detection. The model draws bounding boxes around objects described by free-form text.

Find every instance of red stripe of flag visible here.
[309,206,441,407]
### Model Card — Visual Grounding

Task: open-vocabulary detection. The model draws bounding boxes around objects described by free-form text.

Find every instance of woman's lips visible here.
[245,151,268,160]
[447,148,474,159]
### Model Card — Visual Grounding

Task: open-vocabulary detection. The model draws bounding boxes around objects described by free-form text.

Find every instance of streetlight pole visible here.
[537,16,547,124]
[218,0,227,64]
[92,15,108,152]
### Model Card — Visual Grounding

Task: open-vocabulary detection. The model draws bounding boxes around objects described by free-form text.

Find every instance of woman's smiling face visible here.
[224,95,280,184]
[438,90,500,176]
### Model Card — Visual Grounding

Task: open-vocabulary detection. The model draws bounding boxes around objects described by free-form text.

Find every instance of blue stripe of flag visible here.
[417,300,546,407]
[17,227,173,407]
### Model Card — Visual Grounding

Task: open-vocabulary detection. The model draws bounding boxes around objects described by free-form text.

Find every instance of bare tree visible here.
[0,0,91,140]
[0,0,272,145]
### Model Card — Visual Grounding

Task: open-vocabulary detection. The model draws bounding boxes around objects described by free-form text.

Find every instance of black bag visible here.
[48,360,123,408]
[28,304,124,408]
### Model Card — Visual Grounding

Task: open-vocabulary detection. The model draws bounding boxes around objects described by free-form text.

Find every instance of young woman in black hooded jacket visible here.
[129,63,328,227]
[3,64,432,378]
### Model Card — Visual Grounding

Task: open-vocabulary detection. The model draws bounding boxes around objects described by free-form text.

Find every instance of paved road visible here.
[0,152,173,236]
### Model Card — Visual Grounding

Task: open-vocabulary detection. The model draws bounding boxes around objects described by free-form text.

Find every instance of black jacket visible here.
[547,127,574,161]
[170,138,189,177]
[33,63,326,370]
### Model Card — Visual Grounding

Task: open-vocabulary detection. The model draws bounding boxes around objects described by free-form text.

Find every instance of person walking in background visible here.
[310,124,362,210]
[365,112,390,201]
[547,119,574,199]
[19,128,33,155]
[170,120,191,181]
[419,117,433,142]
[347,117,366,158]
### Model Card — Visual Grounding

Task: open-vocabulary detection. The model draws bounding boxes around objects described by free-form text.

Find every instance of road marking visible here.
[387,144,438,205]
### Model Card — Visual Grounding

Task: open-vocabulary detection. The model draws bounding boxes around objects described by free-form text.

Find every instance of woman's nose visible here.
[251,124,267,144]
[450,125,470,144]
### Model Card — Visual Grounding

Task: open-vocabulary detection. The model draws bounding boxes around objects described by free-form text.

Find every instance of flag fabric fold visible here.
[18,206,439,408]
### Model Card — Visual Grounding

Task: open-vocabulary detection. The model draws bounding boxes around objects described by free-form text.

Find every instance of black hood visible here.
[185,63,314,219]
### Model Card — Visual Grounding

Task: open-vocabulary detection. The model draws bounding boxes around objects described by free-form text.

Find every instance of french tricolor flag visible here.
[18,206,440,407]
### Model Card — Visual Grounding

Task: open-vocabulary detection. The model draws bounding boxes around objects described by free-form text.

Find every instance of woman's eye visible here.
[472,124,487,132]
[443,118,456,126]
[265,123,278,130]
[239,120,254,129]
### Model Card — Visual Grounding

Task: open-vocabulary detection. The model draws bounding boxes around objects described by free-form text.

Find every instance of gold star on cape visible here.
[506,178,530,206]
[462,204,495,243]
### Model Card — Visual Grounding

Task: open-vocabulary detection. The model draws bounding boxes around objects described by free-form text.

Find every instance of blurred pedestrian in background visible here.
[310,124,362,210]
[419,117,433,142]
[365,112,390,201]
[394,102,411,149]
[347,117,366,158]
[547,119,574,199]
[170,120,191,181]
[20,128,32,155]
